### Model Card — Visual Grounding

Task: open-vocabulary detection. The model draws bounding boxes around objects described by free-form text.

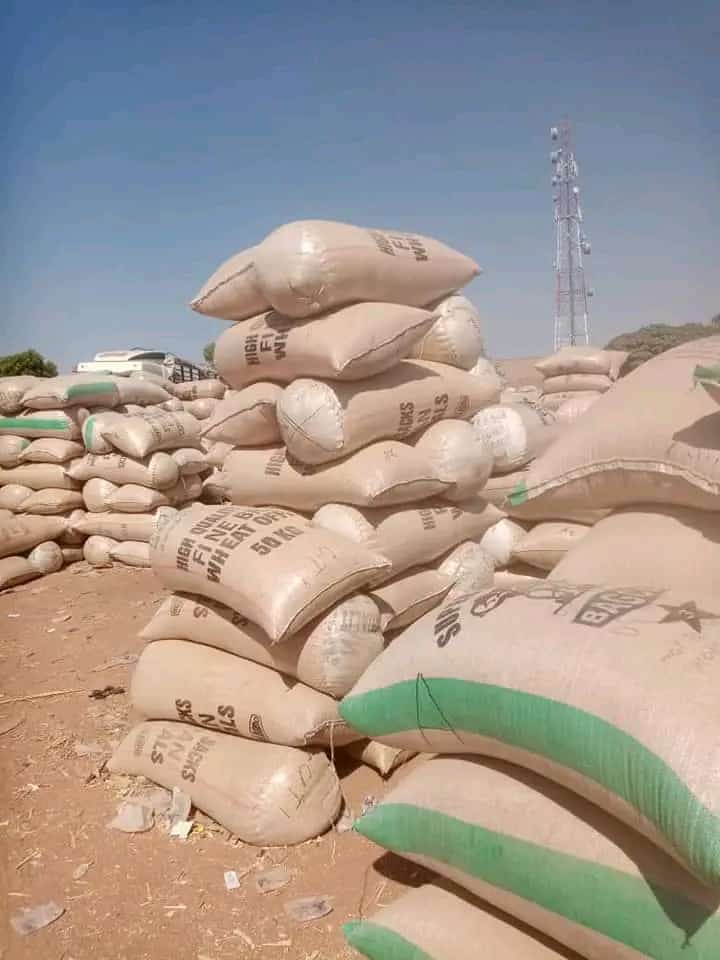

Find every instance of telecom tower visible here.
[550,121,594,349]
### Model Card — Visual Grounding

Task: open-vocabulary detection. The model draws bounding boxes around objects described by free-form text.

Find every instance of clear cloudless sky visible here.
[1,0,718,371]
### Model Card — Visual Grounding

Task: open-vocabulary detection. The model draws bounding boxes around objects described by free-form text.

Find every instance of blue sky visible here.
[2,0,717,372]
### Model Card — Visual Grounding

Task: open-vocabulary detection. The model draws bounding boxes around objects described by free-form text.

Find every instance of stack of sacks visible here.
[0,512,67,590]
[535,344,627,420]
[109,503,396,844]
[0,372,209,581]
[195,221,503,634]
[339,580,720,959]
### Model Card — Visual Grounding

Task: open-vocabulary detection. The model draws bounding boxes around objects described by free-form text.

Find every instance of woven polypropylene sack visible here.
[312,499,502,582]
[130,639,358,747]
[0,436,31,467]
[354,756,720,959]
[101,411,201,458]
[471,403,552,474]
[512,337,720,513]
[83,535,117,566]
[18,438,84,464]
[0,514,68,558]
[344,882,580,960]
[217,442,449,512]
[478,518,527,568]
[200,383,282,446]
[149,505,389,642]
[69,510,174,542]
[0,484,32,511]
[552,393,601,423]
[413,419,493,501]
[0,376,38,414]
[543,373,612,395]
[552,507,720,593]
[370,567,452,631]
[190,245,271,321]
[341,582,720,885]
[108,720,341,845]
[19,488,84,515]
[344,740,416,777]
[109,540,151,567]
[0,463,79,491]
[173,379,226,401]
[536,346,615,378]
[140,592,383,699]
[171,448,208,476]
[278,359,500,465]
[28,540,64,573]
[513,521,590,572]
[214,303,435,388]
[0,556,39,590]
[253,220,480,318]
[408,294,484,370]
[0,410,82,440]
[68,452,180,489]
[185,398,218,420]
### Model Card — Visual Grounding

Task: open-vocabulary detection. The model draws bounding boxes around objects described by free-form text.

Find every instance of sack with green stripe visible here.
[354,757,720,959]
[0,410,82,440]
[695,364,720,406]
[340,581,720,885]
[23,374,171,410]
[345,881,577,960]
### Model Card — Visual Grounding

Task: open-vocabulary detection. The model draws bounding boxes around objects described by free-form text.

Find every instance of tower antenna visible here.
[550,120,594,349]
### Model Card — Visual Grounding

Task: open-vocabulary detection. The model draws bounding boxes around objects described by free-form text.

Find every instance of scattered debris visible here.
[7,613,20,619]
[283,896,333,923]
[89,685,125,700]
[52,614,72,624]
[108,801,154,833]
[232,927,256,949]
[141,787,172,813]
[0,689,83,706]
[169,820,194,840]
[168,787,192,824]
[10,901,65,936]
[73,740,104,758]
[361,795,379,817]
[15,850,41,871]
[72,862,93,881]
[0,716,25,737]
[255,865,293,894]
[91,654,138,672]
[224,870,241,891]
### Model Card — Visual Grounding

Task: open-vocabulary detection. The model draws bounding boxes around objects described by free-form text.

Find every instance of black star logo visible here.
[659,601,720,634]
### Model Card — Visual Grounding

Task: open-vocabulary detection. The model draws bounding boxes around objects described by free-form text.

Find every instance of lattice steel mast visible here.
[550,121,594,349]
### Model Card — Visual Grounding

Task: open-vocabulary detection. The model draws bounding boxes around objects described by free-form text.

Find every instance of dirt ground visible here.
[0,565,430,960]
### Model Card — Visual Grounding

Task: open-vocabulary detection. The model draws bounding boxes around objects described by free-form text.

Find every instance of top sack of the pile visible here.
[191,221,481,321]
[535,345,627,380]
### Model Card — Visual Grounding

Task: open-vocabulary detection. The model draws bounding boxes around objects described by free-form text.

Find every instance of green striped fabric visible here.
[0,417,72,433]
[65,382,118,399]
[355,804,720,959]
[344,920,433,960]
[339,679,720,885]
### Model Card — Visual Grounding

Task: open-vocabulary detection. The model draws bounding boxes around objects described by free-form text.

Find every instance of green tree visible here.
[203,342,215,364]
[0,349,58,378]
[606,323,714,377]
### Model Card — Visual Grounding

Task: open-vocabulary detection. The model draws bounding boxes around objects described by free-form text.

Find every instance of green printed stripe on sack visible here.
[355,804,720,959]
[340,679,720,885]
[66,382,118,399]
[343,921,433,960]
[82,417,96,449]
[507,478,528,506]
[0,417,70,432]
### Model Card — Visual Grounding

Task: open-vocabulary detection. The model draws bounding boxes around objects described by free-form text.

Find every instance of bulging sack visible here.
[413,420,493,501]
[408,294,484,370]
[141,592,383,699]
[437,541,495,598]
[19,488,84,515]
[70,510,174,542]
[478,518,526,568]
[312,499,503,581]
[355,758,720,960]
[83,476,200,513]
[0,463,79,491]
[57,509,87,546]
[68,452,180,489]
[513,337,720,512]
[108,720,342,845]
[344,740,415,777]
[513,521,590,572]
[204,441,234,468]
[22,374,170,409]
[536,345,619,378]
[552,507,720,594]
[173,379,226,401]
[60,546,84,565]
[200,384,282,446]
[131,639,358,747]
[190,245,271,321]
[552,392,601,423]
[83,535,117,566]
[214,303,435,387]
[81,411,126,453]
[370,567,452,631]
[0,555,39,590]
[278,359,500,466]
[185,398,218,420]
[171,448,208,476]
[28,540,64,573]
[218,442,449,512]
[109,540,151,567]
[471,403,553,474]
[102,410,201,458]
[149,505,390,642]
[0,514,68,559]
[0,436,31,467]
[0,376,38,414]
[0,409,82,440]
[345,883,576,960]
[253,220,481,318]
[542,373,612,394]
[18,438,84,464]
[0,484,32,511]
[341,582,720,885]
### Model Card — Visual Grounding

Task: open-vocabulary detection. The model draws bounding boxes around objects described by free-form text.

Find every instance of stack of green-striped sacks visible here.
[338,336,720,959]
[0,371,210,589]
